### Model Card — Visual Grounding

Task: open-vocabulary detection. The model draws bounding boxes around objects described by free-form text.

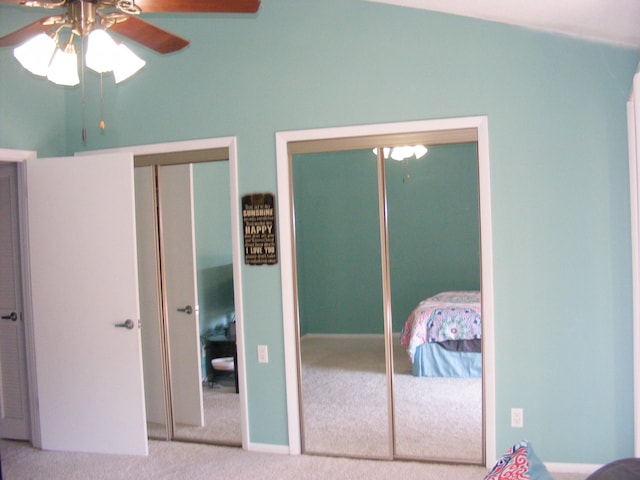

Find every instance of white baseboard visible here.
[245,444,601,474]
[546,462,602,475]
[247,442,291,455]
[302,333,386,339]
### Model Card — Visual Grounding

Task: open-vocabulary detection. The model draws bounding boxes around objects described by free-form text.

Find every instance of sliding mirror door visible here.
[135,155,241,447]
[293,149,391,459]
[290,133,485,465]
[387,143,483,463]
[185,161,239,446]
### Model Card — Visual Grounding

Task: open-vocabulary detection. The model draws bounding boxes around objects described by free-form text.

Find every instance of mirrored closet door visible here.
[386,143,483,462]
[134,151,241,447]
[292,149,391,459]
[291,134,484,464]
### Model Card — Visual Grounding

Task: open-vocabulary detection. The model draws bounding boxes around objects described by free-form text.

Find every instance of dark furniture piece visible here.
[586,458,640,480]
[205,333,238,393]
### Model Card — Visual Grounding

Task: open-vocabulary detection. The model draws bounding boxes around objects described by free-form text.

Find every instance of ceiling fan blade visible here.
[0,17,53,47]
[134,0,260,13]
[109,16,189,54]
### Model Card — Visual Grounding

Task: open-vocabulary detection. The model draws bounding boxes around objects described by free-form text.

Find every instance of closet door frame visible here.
[627,70,640,457]
[276,116,496,466]
[78,137,249,449]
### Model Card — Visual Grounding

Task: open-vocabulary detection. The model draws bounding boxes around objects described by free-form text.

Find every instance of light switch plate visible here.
[511,408,523,428]
[258,345,269,364]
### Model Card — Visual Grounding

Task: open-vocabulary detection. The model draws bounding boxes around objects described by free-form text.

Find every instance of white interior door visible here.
[26,153,148,455]
[0,162,30,440]
[159,164,203,427]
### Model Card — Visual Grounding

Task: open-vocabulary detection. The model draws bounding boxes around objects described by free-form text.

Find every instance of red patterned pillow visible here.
[485,440,554,480]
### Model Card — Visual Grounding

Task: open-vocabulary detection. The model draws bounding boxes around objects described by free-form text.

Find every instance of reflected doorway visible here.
[134,149,242,447]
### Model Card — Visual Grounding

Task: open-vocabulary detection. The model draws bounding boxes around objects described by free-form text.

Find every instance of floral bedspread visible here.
[400,291,482,361]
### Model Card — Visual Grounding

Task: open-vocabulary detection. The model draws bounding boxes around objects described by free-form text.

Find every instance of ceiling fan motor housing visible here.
[69,0,98,36]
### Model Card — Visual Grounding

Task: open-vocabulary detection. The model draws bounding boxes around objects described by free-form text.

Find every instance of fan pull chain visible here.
[80,33,87,142]
[99,72,105,132]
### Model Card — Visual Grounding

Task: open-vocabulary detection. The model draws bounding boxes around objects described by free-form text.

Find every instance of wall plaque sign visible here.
[242,193,278,265]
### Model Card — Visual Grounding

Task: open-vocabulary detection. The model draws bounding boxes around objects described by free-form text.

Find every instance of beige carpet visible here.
[0,439,589,480]
[147,373,241,446]
[174,374,241,446]
[300,335,482,463]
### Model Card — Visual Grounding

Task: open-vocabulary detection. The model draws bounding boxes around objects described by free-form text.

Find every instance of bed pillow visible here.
[484,440,554,480]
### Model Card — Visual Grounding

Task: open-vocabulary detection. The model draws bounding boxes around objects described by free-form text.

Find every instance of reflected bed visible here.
[400,291,482,377]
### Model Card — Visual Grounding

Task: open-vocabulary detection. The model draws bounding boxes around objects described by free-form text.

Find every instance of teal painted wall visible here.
[293,150,384,336]
[0,8,67,156]
[2,0,640,464]
[293,144,480,336]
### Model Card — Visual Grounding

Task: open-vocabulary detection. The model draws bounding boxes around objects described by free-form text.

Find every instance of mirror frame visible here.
[276,117,497,467]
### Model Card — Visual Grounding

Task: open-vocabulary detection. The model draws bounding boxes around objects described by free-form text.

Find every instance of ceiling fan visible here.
[0,0,260,139]
[0,0,261,54]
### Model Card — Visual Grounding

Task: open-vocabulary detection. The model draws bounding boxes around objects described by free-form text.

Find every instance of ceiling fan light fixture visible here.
[113,43,145,83]
[46,43,79,86]
[414,145,428,159]
[13,33,56,77]
[391,146,413,161]
[380,145,428,161]
[373,147,391,159]
[86,29,118,73]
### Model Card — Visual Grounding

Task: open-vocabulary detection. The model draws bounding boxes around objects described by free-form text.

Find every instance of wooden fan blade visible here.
[0,17,53,47]
[109,16,189,54]
[134,0,260,13]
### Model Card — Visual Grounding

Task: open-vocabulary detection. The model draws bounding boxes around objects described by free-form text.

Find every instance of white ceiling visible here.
[368,0,640,49]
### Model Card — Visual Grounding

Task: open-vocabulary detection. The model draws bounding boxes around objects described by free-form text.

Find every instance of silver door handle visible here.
[177,305,193,315]
[1,312,17,322]
[115,319,135,329]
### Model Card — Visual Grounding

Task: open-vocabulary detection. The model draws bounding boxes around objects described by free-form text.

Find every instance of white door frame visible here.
[627,71,640,457]
[275,117,496,466]
[78,137,248,448]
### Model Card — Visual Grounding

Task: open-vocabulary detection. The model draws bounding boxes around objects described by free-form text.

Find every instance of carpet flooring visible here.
[300,335,482,463]
[0,439,589,480]
[147,373,241,446]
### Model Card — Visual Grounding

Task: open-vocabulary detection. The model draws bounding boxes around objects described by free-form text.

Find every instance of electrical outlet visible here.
[258,345,269,364]
[511,408,524,428]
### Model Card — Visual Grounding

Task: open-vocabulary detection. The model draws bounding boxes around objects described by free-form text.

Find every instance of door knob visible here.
[1,312,17,322]
[115,319,135,329]
[177,305,193,315]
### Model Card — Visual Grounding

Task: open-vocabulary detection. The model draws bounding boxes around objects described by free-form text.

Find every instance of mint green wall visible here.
[293,150,384,336]
[293,144,480,337]
[0,8,66,156]
[2,0,640,464]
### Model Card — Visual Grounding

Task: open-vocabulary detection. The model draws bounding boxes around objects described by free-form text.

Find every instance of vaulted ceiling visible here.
[368,0,640,48]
